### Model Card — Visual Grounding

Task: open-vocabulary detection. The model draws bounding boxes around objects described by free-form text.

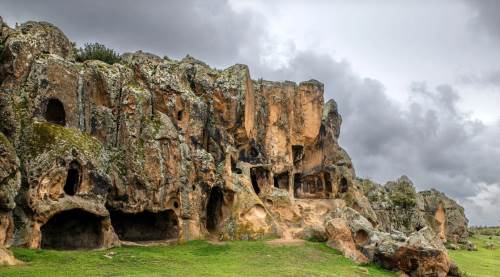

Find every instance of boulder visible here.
[325,218,368,264]
[370,228,451,277]
[360,176,469,243]
[0,247,21,266]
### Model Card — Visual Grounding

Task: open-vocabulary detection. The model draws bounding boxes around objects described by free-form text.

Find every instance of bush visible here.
[76,42,120,64]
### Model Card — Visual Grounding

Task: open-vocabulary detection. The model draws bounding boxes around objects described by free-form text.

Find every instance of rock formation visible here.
[360,176,469,243]
[0,18,468,275]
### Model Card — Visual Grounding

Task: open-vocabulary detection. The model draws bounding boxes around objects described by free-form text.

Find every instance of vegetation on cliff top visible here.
[76,42,121,65]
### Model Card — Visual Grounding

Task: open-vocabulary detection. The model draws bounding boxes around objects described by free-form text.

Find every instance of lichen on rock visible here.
[0,19,470,276]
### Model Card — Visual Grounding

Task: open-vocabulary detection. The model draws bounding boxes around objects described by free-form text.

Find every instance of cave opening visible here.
[231,157,242,174]
[250,167,269,195]
[206,186,224,232]
[324,172,332,196]
[292,145,304,166]
[250,170,261,195]
[45,98,66,126]
[109,209,178,242]
[293,173,302,198]
[64,161,81,196]
[41,209,103,250]
[273,171,289,189]
[340,177,348,193]
[177,110,183,121]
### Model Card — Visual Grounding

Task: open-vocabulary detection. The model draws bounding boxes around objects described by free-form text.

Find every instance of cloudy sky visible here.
[1,0,499,226]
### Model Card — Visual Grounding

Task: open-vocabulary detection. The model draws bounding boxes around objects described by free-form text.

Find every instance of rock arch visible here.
[109,209,179,242]
[41,209,103,250]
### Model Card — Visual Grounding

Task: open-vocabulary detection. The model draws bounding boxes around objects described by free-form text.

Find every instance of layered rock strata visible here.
[0,19,466,276]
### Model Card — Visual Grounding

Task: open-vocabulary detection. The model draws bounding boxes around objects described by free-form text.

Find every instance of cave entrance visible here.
[250,167,270,195]
[41,209,103,250]
[273,171,289,189]
[206,186,224,232]
[293,173,302,198]
[64,161,81,196]
[45,98,66,126]
[292,145,304,166]
[324,172,332,197]
[109,209,178,242]
[340,177,348,193]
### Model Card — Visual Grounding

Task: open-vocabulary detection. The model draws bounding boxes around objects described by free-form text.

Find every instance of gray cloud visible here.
[0,0,262,66]
[255,50,500,225]
[1,1,499,225]
[458,70,500,87]
[465,0,500,40]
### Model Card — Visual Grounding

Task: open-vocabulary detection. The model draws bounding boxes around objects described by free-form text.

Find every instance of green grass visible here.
[449,235,500,277]
[4,237,497,277]
[0,240,395,277]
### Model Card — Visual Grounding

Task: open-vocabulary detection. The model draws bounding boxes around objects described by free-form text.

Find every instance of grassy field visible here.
[0,240,395,277]
[449,235,500,277]
[1,236,498,277]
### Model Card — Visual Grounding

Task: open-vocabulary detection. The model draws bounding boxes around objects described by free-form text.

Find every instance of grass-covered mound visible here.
[1,241,394,277]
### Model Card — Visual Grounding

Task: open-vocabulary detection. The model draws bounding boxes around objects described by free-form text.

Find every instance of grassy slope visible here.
[0,241,395,277]
[449,235,500,277]
[2,236,498,277]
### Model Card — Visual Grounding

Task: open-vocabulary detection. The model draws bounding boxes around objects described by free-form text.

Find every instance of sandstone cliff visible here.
[0,18,466,275]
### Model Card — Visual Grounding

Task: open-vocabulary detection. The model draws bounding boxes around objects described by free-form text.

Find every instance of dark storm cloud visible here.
[1,1,498,225]
[465,0,500,40]
[0,0,262,66]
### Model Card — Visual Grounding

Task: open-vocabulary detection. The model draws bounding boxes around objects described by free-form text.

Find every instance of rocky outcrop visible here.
[360,176,469,243]
[326,206,453,276]
[0,18,465,275]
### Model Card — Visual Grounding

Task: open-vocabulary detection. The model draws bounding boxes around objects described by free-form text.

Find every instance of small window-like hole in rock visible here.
[206,187,224,232]
[324,172,333,195]
[231,157,242,174]
[340,177,349,193]
[265,199,273,206]
[177,110,183,121]
[173,201,179,209]
[192,185,196,191]
[273,171,289,190]
[41,209,103,250]
[45,98,66,126]
[110,209,178,242]
[292,145,304,165]
[64,161,81,196]
[354,229,369,245]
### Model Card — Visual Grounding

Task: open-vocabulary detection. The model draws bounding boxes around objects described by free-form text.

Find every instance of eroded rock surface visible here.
[0,19,467,275]
[360,176,469,243]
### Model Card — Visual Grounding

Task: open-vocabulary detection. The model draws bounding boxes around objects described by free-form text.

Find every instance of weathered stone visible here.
[325,217,368,264]
[0,19,466,276]
[370,228,451,277]
[360,176,469,243]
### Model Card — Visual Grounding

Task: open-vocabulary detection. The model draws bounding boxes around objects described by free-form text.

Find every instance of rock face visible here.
[0,19,464,275]
[360,176,469,243]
